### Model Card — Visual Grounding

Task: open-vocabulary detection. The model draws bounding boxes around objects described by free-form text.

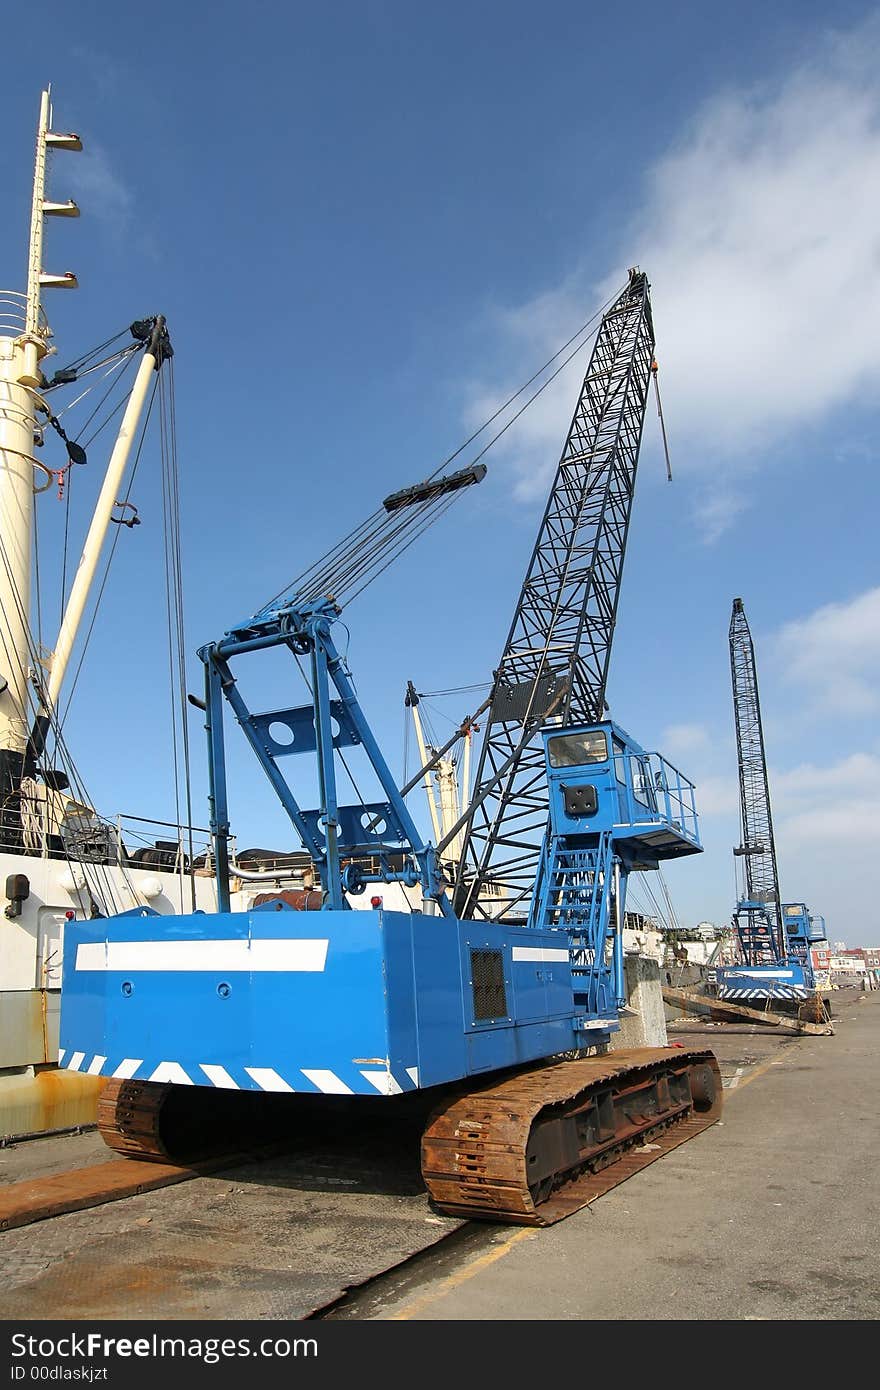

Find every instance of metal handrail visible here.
[0,289,48,338]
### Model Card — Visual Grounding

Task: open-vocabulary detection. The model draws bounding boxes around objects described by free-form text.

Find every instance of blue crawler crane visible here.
[715,599,829,1014]
[60,273,721,1224]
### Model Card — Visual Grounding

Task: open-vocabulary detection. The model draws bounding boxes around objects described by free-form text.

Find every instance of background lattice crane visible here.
[729,596,785,965]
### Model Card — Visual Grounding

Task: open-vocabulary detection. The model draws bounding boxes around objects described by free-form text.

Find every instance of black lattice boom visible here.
[454,270,656,920]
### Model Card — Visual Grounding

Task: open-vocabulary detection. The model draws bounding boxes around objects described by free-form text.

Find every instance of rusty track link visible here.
[98,1079,172,1159]
[97,1079,297,1164]
[421,1047,721,1225]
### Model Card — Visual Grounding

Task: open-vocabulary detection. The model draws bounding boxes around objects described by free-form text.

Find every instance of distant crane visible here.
[716,597,828,1008]
[728,596,784,965]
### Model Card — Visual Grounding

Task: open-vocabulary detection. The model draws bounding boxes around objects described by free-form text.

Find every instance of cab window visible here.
[547,730,608,768]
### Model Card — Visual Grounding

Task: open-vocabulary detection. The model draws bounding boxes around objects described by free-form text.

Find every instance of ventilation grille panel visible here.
[470,947,507,1021]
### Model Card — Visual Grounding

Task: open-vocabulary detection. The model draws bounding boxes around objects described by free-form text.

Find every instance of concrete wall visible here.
[612,953,668,1049]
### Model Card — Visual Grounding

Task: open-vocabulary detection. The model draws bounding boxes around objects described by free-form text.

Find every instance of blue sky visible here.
[1,2,878,944]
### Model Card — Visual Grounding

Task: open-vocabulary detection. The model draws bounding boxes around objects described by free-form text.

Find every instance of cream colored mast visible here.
[405,682,465,870]
[0,88,79,784]
[47,317,168,708]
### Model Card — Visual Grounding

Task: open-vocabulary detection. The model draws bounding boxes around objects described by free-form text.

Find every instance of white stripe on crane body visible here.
[511,947,570,963]
[245,1067,296,1092]
[112,1058,143,1079]
[199,1064,239,1089]
[61,1055,421,1096]
[149,1062,194,1084]
[724,969,795,980]
[360,1070,403,1095]
[301,1069,353,1094]
[74,938,329,973]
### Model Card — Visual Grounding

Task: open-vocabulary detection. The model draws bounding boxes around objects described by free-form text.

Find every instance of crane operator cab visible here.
[530,720,701,1018]
[542,720,702,868]
[782,902,828,961]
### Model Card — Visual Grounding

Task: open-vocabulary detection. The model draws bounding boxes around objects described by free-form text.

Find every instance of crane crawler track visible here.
[421,1047,721,1225]
[97,1078,297,1163]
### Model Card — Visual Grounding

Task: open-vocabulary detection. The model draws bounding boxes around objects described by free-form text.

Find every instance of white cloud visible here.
[767,750,878,867]
[780,798,880,846]
[661,721,711,758]
[771,752,880,851]
[691,773,738,818]
[629,20,880,454]
[465,355,585,506]
[772,751,880,804]
[690,487,749,546]
[66,143,133,237]
[775,587,880,716]
[464,14,880,540]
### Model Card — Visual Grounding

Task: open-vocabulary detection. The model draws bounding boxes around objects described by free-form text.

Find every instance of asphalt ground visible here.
[0,988,873,1320]
[328,988,879,1320]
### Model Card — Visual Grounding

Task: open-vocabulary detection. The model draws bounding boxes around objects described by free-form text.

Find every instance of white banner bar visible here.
[75,938,329,973]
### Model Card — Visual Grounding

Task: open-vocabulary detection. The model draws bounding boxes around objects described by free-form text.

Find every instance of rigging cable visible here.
[41,327,135,386]
[159,358,197,911]
[56,349,143,619]
[260,282,626,613]
[0,530,131,913]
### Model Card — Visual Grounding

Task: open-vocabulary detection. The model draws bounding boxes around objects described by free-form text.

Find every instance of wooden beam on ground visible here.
[661,986,832,1036]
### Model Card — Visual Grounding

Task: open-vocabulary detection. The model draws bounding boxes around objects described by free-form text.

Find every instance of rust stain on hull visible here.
[0,1069,107,1140]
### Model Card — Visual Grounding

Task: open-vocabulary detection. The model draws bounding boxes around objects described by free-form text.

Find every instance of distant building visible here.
[693,921,720,941]
[829,951,872,989]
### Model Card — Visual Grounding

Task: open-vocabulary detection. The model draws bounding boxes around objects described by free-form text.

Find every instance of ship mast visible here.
[0,88,80,801]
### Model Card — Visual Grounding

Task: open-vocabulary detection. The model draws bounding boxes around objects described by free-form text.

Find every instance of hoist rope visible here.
[42,328,134,385]
[57,347,145,620]
[50,346,141,426]
[0,529,133,914]
[259,282,625,615]
[159,359,197,912]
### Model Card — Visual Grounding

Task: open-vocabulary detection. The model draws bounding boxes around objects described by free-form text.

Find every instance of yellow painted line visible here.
[725,1051,789,1094]
[388,1226,537,1320]
[389,1047,797,1318]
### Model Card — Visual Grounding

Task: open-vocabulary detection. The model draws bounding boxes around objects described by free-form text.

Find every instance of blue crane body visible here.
[59,271,722,1223]
[61,600,700,1097]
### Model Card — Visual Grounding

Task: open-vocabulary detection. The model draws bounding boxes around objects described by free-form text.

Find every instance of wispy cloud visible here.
[691,773,738,818]
[661,722,712,759]
[66,143,133,239]
[690,487,749,546]
[774,586,880,717]
[773,753,880,848]
[628,17,880,458]
[464,13,880,541]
